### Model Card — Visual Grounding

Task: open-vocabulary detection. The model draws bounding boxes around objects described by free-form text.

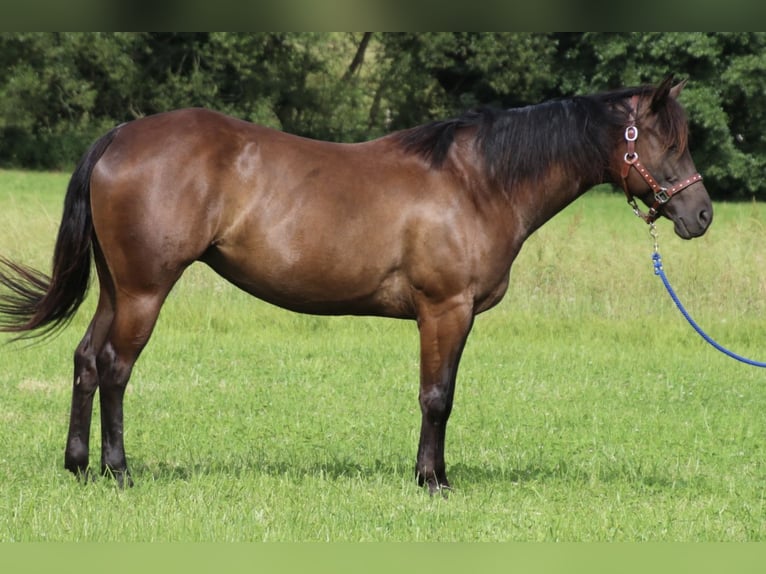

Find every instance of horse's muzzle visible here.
[672,201,713,239]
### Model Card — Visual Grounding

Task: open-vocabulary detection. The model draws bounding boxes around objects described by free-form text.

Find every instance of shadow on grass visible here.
[127,456,410,483]
[449,462,710,492]
[118,454,709,493]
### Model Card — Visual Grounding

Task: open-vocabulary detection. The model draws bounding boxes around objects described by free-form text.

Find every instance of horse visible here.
[0,76,712,494]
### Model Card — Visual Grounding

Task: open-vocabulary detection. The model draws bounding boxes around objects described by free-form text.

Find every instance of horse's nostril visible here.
[699,209,711,226]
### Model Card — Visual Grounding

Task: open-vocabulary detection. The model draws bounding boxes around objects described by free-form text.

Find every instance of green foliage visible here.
[374,32,557,128]
[1,33,766,199]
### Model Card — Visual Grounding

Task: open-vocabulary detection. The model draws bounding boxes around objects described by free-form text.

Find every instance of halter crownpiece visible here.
[619,95,703,224]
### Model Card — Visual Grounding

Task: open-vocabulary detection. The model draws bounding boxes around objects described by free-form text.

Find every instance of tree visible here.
[1,32,765,199]
[371,33,558,130]
[0,33,138,167]
[0,33,381,168]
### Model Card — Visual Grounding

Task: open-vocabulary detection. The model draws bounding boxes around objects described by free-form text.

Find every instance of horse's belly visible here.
[203,243,415,318]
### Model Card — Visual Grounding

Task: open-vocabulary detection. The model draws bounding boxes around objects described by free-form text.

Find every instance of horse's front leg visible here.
[415,295,474,495]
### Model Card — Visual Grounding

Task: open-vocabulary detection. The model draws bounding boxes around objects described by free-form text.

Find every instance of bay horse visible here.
[0,77,712,493]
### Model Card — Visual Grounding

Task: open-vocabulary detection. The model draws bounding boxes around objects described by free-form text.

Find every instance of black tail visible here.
[0,127,120,340]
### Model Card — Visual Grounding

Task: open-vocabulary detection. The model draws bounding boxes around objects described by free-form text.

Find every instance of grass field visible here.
[0,169,764,541]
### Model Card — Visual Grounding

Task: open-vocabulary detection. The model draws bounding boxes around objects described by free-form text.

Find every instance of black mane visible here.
[394,85,687,192]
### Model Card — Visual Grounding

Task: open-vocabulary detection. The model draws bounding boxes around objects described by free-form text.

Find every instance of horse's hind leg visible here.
[64,291,114,480]
[96,290,168,487]
[65,246,116,480]
[64,236,175,486]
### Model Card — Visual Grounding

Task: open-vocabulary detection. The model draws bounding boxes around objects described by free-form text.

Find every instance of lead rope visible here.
[649,222,766,368]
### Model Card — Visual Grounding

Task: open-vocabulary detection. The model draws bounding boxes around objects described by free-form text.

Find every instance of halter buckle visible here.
[625,126,638,142]
[654,188,670,204]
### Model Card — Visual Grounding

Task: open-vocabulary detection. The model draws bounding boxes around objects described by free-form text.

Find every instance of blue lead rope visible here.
[652,251,766,368]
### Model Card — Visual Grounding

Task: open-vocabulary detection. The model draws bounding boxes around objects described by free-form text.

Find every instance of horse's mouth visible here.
[674,215,710,240]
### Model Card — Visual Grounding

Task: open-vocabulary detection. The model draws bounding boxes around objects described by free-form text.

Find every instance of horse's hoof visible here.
[103,467,134,488]
[68,466,94,484]
[417,470,451,497]
[428,481,452,498]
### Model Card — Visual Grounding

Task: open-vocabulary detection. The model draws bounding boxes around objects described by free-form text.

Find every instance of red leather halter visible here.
[620,95,703,223]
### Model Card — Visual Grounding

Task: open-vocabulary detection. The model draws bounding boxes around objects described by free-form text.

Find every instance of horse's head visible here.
[618,77,712,239]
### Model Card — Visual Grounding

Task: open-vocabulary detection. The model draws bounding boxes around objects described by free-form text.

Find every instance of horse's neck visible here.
[481,104,620,242]
[505,170,597,241]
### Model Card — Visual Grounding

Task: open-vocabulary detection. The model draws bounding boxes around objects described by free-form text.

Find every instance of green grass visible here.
[0,169,765,541]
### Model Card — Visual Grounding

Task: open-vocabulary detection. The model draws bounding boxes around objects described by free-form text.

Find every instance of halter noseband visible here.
[620,95,703,224]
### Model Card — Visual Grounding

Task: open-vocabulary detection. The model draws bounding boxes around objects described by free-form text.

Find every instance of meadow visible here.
[0,169,764,541]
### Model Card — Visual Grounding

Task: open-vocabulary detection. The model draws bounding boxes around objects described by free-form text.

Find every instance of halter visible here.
[620,95,703,223]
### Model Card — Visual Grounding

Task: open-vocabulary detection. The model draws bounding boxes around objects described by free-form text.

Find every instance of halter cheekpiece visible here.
[620,95,703,223]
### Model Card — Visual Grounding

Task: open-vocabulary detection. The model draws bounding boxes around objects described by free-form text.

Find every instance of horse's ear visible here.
[650,75,676,112]
[669,79,687,99]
